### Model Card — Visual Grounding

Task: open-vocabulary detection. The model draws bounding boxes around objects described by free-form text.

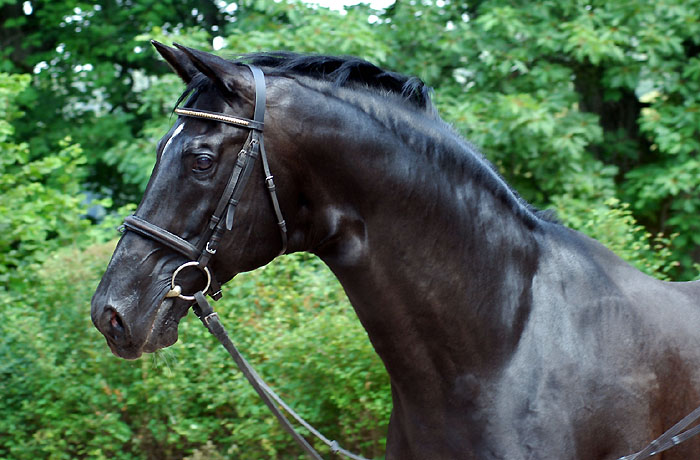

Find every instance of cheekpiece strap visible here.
[246,64,266,124]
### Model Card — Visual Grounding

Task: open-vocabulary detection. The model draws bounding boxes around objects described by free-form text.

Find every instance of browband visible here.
[173,107,264,131]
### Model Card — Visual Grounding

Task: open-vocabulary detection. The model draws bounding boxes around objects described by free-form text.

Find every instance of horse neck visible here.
[293,104,544,390]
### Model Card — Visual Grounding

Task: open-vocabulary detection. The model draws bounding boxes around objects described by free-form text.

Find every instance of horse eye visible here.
[193,154,214,172]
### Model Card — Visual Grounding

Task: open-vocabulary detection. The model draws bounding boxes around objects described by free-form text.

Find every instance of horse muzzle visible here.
[91,294,182,359]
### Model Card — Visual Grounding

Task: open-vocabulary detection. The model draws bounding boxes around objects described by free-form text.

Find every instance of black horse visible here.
[92,43,700,459]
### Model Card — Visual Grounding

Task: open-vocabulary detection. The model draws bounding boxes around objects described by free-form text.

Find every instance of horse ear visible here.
[173,43,253,98]
[151,40,198,84]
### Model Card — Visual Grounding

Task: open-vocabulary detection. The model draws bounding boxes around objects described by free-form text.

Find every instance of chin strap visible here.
[192,291,370,460]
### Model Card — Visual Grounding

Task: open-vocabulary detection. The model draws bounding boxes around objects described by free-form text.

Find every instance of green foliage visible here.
[101,74,185,194]
[554,197,678,279]
[4,0,699,275]
[0,73,95,290]
[0,245,389,459]
[442,90,607,203]
[0,0,227,204]
[217,0,391,61]
[420,0,700,278]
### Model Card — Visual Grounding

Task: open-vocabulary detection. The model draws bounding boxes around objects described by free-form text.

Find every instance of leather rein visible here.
[121,65,368,460]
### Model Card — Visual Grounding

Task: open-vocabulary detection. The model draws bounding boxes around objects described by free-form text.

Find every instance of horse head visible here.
[91,43,302,359]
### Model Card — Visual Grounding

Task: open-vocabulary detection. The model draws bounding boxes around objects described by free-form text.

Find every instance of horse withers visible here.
[91,42,700,459]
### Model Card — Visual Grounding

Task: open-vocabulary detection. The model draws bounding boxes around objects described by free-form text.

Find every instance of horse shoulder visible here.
[497,225,700,457]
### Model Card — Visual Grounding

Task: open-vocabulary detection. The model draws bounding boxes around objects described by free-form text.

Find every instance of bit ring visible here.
[165,261,211,301]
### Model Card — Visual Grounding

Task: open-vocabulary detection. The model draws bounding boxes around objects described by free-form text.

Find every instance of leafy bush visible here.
[0,243,389,459]
[0,73,97,291]
[553,196,679,279]
[420,0,700,279]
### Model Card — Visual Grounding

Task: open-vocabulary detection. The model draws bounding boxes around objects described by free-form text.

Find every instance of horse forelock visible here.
[174,73,216,110]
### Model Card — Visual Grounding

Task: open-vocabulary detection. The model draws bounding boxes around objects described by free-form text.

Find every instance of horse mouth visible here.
[141,297,182,354]
[102,295,187,360]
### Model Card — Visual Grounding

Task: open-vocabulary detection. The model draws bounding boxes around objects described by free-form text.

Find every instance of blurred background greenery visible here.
[1,0,699,458]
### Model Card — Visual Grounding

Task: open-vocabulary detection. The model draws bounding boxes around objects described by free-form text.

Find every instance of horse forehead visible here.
[162,122,185,156]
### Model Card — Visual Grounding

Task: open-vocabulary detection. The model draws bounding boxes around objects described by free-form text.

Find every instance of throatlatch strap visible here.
[247,63,287,255]
[260,136,288,255]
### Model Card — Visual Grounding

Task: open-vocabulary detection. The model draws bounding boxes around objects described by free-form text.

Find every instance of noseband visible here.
[122,65,287,301]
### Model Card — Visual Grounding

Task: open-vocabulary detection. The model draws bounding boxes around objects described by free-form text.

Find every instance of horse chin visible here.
[142,328,179,355]
[140,297,186,355]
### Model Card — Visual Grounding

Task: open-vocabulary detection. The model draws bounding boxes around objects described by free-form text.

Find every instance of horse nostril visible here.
[105,308,127,342]
[110,309,125,332]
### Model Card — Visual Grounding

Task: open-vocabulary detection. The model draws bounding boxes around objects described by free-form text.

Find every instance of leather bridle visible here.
[122,64,287,302]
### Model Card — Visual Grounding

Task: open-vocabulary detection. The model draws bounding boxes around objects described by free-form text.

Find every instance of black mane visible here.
[235,52,434,112]
[175,52,434,114]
